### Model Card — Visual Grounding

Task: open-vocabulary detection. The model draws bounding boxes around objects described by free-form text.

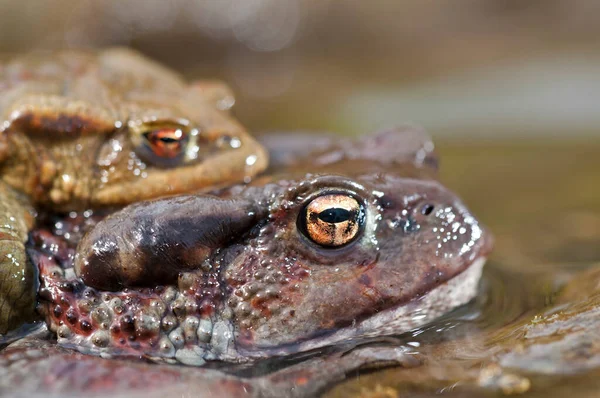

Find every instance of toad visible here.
[0,48,267,334]
[33,127,492,365]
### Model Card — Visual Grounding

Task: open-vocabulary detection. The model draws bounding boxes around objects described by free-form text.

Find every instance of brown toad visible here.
[0,48,267,334]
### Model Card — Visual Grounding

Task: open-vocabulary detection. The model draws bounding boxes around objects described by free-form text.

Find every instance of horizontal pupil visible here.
[318,208,352,223]
[159,136,179,144]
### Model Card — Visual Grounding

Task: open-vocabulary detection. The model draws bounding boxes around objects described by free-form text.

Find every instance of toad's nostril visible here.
[421,204,435,216]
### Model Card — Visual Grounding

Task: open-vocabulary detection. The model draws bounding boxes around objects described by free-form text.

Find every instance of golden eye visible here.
[300,194,365,247]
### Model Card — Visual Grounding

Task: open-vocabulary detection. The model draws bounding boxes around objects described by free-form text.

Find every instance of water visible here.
[326,140,600,397]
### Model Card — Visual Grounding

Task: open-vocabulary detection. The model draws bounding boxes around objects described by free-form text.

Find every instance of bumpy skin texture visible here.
[0,48,267,333]
[33,127,492,365]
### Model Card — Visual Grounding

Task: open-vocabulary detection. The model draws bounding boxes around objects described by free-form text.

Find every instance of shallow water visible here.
[326,140,600,397]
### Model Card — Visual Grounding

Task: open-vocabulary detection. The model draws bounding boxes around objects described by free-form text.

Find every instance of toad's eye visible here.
[299,194,365,247]
[132,122,192,168]
[144,128,187,159]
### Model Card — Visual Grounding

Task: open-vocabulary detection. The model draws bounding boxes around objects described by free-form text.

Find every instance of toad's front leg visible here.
[0,182,36,335]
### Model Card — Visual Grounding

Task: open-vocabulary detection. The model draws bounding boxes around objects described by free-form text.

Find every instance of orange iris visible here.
[145,128,186,158]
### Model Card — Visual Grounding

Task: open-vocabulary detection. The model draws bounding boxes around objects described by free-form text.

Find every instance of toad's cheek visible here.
[230,254,487,357]
[335,255,487,340]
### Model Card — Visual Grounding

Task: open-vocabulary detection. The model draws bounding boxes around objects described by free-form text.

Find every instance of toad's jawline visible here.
[239,256,486,358]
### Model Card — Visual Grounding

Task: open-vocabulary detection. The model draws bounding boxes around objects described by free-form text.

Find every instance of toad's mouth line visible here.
[244,257,487,358]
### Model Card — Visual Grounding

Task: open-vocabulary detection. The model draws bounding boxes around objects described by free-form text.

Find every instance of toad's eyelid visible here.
[286,175,369,204]
[128,117,191,127]
[127,118,192,137]
[298,188,366,209]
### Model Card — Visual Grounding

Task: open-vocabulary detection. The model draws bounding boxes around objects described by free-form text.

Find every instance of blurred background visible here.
[0,0,599,139]
[3,3,600,397]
